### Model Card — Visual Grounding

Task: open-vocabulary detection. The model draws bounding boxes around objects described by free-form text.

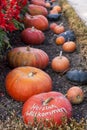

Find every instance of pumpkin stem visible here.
[59,22,63,26]
[31,26,35,31]
[28,72,36,77]
[27,46,30,51]
[43,97,53,105]
[59,51,62,59]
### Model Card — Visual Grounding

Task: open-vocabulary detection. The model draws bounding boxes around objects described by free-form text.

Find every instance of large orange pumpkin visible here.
[7,46,49,69]
[24,13,49,31]
[28,4,48,16]
[5,66,52,102]
[22,91,72,125]
[21,27,45,45]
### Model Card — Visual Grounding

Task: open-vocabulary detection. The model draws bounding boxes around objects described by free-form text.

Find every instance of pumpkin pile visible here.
[4,0,85,127]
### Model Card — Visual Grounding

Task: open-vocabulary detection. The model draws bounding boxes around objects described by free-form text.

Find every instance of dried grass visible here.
[59,0,87,69]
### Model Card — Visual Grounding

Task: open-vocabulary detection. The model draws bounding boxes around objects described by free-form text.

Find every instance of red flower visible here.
[0,0,27,32]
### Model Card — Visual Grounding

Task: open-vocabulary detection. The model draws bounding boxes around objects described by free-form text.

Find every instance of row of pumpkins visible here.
[5,0,84,126]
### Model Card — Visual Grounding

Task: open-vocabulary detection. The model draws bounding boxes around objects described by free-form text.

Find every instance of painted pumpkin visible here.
[21,27,45,45]
[28,4,48,16]
[7,46,49,69]
[5,66,52,102]
[51,51,70,73]
[22,91,72,125]
[66,86,84,104]
[24,13,49,31]
[30,0,46,7]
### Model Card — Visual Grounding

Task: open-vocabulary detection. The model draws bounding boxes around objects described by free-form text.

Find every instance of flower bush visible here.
[0,0,28,55]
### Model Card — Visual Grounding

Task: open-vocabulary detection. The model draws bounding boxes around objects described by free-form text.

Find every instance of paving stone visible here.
[67,0,87,26]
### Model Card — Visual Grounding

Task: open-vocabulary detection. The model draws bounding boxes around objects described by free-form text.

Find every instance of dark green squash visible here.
[58,30,76,42]
[66,70,87,84]
[47,13,61,21]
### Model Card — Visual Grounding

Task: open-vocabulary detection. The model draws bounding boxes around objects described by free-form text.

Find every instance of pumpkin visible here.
[49,9,58,14]
[24,13,49,31]
[53,5,62,13]
[5,66,52,102]
[22,91,72,125]
[51,51,70,73]
[30,0,46,6]
[55,36,65,45]
[7,46,49,69]
[53,24,65,34]
[66,86,84,104]
[62,41,76,52]
[45,2,51,8]
[49,23,57,31]
[21,27,45,45]
[28,4,48,16]
[51,0,56,2]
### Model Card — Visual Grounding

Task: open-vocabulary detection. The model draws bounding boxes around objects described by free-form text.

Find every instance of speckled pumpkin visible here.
[7,46,49,69]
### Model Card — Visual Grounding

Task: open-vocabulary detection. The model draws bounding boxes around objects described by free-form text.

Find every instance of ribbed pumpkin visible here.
[5,66,52,102]
[24,13,49,31]
[28,4,48,16]
[31,0,46,7]
[21,27,45,45]
[7,46,49,69]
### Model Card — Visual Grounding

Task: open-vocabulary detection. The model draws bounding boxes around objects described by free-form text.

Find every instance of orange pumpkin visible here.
[24,13,49,31]
[51,51,70,73]
[28,4,48,16]
[31,0,46,6]
[51,0,56,2]
[5,66,52,102]
[53,5,62,13]
[21,27,45,45]
[62,41,76,52]
[49,23,57,31]
[49,9,58,14]
[55,36,65,45]
[53,24,65,34]
[22,91,72,125]
[66,86,84,104]
[45,2,51,8]
[7,46,49,69]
